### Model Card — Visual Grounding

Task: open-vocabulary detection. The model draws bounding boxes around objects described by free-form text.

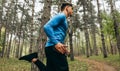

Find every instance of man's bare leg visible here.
[32,58,46,71]
[32,58,38,62]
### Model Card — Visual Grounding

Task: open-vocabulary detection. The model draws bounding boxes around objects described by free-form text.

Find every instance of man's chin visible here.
[68,14,72,17]
[69,15,72,17]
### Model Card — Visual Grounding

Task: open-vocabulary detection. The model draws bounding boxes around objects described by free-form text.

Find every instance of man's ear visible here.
[65,6,69,12]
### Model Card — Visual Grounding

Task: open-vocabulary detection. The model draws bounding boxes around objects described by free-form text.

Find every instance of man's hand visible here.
[55,43,68,54]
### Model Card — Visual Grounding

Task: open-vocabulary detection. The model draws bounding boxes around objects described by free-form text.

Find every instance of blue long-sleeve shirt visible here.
[43,13,68,47]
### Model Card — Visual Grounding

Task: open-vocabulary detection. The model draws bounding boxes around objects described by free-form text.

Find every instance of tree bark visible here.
[1,28,6,58]
[110,0,120,56]
[82,0,90,58]
[69,28,74,61]
[97,0,107,58]
[36,0,52,59]
[6,33,12,58]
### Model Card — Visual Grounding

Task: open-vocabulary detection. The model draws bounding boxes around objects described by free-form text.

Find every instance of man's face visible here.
[66,6,73,17]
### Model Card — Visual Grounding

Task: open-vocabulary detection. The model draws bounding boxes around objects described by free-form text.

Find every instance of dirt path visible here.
[75,57,117,71]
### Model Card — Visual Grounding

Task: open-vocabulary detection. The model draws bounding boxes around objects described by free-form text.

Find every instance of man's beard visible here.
[68,13,72,17]
[66,9,72,17]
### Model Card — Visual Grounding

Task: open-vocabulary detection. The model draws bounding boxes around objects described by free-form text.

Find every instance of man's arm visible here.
[43,14,64,45]
[44,14,67,54]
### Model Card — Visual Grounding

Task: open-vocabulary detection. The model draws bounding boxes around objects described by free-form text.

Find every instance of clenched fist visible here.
[55,43,68,54]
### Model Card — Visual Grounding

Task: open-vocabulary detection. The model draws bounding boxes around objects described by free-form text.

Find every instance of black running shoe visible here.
[19,52,38,62]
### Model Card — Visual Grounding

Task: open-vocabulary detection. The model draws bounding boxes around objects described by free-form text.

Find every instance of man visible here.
[19,2,73,71]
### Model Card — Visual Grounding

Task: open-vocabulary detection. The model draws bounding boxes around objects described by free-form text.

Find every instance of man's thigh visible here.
[45,46,69,71]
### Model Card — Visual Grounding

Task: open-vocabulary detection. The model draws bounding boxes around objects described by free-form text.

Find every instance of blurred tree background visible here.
[0,0,120,71]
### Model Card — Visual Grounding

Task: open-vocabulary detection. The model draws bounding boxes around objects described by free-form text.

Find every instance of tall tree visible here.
[29,0,35,53]
[0,0,6,58]
[109,0,120,56]
[68,22,74,60]
[87,0,98,56]
[82,0,91,57]
[68,0,74,61]
[0,0,2,41]
[1,0,13,58]
[97,0,107,58]
[36,0,52,61]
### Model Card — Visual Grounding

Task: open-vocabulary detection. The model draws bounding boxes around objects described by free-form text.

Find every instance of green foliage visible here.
[101,12,115,38]
[101,10,120,42]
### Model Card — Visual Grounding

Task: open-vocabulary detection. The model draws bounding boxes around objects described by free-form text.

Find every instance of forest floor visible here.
[75,57,119,71]
[0,55,120,71]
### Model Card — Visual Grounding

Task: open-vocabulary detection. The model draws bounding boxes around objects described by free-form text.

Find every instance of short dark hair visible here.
[61,2,72,11]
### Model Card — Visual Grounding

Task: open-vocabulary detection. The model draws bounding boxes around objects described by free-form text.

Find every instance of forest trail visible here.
[75,57,117,71]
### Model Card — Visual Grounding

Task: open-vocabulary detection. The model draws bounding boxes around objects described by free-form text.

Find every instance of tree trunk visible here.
[1,28,6,58]
[15,33,20,58]
[6,33,12,58]
[36,0,52,59]
[97,0,107,58]
[110,0,120,56]
[82,1,90,58]
[69,29,74,61]
[15,21,23,58]
[1,0,5,57]
[108,35,114,54]
[29,0,35,54]
[35,0,52,71]
[20,36,24,57]
[88,0,98,56]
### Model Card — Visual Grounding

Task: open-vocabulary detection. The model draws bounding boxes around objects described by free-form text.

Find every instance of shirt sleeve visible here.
[43,14,65,45]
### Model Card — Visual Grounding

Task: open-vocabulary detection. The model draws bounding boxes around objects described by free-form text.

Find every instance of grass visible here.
[1,55,119,71]
[0,57,88,71]
[0,58,31,71]
[68,58,88,71]
[85,54,120,71]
